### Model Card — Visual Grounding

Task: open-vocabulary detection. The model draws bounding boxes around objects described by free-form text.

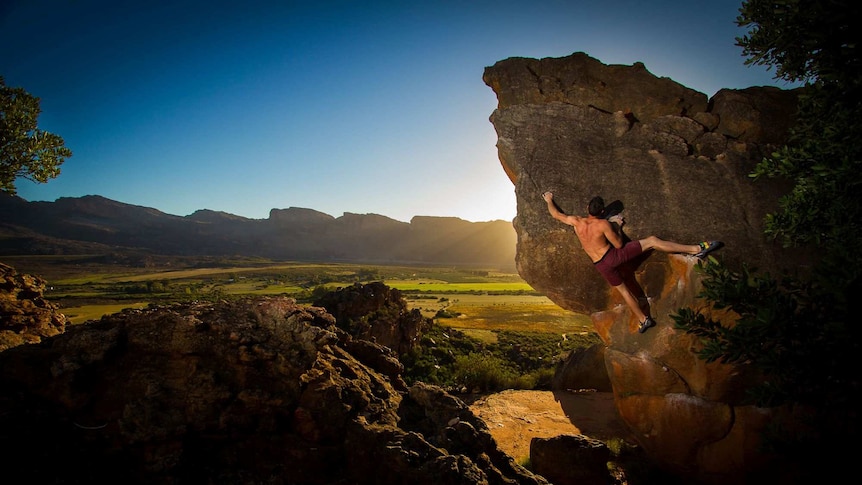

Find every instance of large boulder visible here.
[484,52,812,483]
[551,342,611,392]
[314,281,432,355]
[483,51,804,314]
[0,296,546,484]
[592,257,806,483]
[530,434,611,485]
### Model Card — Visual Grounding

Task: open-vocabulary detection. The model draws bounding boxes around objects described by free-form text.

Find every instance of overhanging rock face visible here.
[483,51,801,314]
[484,52,809,483]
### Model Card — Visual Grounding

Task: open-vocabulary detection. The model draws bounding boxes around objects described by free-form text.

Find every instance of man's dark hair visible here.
[588,196,605,217]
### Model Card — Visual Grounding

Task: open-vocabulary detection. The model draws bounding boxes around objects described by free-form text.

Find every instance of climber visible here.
[541,191,723,333]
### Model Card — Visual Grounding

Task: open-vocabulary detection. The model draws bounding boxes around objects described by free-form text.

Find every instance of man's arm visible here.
[542,192,579,226]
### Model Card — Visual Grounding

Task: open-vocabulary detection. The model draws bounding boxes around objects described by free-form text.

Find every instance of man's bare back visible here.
[542,191,622,262]
[572,217,620,262]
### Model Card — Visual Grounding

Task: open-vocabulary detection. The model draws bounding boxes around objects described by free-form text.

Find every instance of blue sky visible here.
[1,0,793,223]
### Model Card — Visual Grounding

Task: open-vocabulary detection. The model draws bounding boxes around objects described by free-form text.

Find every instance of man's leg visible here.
[639,236,699,255]
[613,281,648,323]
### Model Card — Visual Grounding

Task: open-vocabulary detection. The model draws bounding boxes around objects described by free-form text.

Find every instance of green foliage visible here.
[123,280,171,294]
[355,267,380,281]
[739,0,862,284]
[750,91,862,276]
[0,77,72,194]
[452,353,521,392]
[736,0,861,86]
[434,308,460,318]
[451,353,555,392]
[401,324,482,387]
[670,2,860,421]
[494,330,594,374]
[401,321,600,392]
[674,1,861,444]
[310,285,331,300]
[671,260,855,408]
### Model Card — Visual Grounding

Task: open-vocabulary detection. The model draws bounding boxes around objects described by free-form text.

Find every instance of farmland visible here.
[6,254,602,394]
[5,255,593,334]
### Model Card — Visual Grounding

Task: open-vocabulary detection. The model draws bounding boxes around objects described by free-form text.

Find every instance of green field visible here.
[6,255,602,400]
[7,256,591,333]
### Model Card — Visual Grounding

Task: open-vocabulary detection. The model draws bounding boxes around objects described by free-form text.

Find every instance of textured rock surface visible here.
[314,281,432,356]
[0,295,546,484]
[0,262,66,351]
[593,257,803,483]
[483,51,803,314]
[530,434,611,485]
[484,52,809,484]
[551,342,611,392]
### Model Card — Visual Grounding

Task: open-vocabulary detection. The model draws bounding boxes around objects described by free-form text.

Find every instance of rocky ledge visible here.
[0,262,66,351]
[0,294,547,484]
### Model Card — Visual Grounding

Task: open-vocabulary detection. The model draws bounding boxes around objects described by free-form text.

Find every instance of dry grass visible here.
[61,302,151,324]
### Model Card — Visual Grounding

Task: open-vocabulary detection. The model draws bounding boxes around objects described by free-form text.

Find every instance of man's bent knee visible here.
[639,235,659,250]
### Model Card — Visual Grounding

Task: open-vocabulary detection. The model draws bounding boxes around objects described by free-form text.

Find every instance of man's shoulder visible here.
[586,217,610,227]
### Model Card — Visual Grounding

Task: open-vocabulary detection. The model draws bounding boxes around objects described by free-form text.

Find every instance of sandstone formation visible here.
[530,434,611,485]
[551,342,612,393]
[0,295,547,484]
[0,261,66,351]
[484,52,809,483]
[483,51,802,314]
[314,281,432,356]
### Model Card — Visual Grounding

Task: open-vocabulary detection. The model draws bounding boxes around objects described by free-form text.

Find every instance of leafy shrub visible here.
[401,324,481,387]
[671,259,855,408]
[401,322,600,392]
[492,330,596,375]
[453,353,520,392]
[434,309,461,318]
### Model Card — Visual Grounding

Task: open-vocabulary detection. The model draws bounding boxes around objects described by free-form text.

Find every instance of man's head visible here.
[588,196,605,217]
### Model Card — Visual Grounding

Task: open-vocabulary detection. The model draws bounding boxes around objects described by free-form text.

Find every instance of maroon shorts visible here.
[593,240,643,286]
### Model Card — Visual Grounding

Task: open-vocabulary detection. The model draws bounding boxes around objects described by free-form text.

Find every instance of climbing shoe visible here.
[694,240,724,259]
[638,316,656,334]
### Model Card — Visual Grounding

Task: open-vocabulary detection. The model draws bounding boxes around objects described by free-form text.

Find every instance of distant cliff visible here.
[0,195,517,270]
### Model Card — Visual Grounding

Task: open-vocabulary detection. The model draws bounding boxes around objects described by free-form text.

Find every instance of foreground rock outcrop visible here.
[0,295,545,484]
[314,281,432,356]
[484,52,814,483]
[0,262,66,351]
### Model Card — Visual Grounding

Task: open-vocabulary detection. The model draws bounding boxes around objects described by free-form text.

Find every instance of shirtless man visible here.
[542,191,723,333]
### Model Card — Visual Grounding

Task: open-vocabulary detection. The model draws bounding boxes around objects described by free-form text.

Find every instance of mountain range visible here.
[0,194,517,270]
